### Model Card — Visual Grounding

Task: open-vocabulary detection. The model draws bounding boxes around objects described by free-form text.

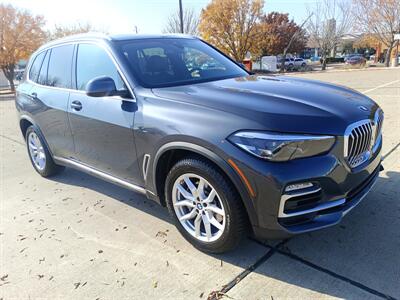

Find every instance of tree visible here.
[254,12,308,57]
[49,23,94,41]
[0,4,46,91]
[163,8,199,35]
[199,0,264,62]
[353,0,400,67]
[307,0,353,70]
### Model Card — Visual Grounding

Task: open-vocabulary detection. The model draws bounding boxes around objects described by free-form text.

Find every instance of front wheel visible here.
[165,157,247,253]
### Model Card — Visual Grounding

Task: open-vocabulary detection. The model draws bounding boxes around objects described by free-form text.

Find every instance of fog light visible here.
[285,182,313,192]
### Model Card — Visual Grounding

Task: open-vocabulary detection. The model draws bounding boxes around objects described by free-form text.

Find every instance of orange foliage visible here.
[199,0,264,61]
[0,4,46,90]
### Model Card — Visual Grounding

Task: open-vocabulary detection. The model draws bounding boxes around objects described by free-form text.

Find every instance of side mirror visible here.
[86,76,118,97]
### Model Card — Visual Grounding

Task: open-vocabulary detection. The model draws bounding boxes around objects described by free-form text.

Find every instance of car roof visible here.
[37,32,197,52]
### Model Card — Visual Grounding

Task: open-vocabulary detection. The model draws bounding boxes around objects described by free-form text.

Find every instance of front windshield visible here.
[117,38,248,88]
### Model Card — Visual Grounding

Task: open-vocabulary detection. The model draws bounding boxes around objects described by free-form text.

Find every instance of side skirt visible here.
[53,156,147,195]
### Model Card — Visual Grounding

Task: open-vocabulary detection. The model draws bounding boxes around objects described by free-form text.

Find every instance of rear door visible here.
[68,42,141,185]
[27,45,75,158]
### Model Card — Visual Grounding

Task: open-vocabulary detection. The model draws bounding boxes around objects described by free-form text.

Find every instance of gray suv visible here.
[16,34,383,253]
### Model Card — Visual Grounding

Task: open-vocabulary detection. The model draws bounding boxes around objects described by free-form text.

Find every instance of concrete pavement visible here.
[1,68,399,299]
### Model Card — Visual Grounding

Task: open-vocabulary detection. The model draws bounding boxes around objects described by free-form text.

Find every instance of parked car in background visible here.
[293,58,307,70]
[344,54,363,63]
[345,55,367,66]
[14,69,25,81]
[277,58,295,70]
[16,34,384,253]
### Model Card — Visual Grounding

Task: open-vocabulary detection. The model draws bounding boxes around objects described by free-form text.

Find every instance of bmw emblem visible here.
[358,105,369,112]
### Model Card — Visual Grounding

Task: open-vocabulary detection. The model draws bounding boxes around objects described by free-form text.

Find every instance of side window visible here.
[28,51,46,83]
[37,50,50,85]
[47,45,74,88]
[76,44,126,91]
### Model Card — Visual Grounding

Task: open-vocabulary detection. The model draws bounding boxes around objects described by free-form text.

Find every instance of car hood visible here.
[151,75,379,135]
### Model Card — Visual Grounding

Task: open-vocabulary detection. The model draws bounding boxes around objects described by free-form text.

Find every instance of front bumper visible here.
[223,135,383,240]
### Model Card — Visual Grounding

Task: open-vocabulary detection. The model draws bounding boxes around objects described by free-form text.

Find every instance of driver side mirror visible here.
[86,76,130,98]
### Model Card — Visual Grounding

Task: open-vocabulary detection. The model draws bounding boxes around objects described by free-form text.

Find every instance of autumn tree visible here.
[199,0,264,61]
[0,4,46,91]
[353,0,400,67]
[163,8,199,35]
[49,23,95,41]
[255,12,308,56]
[307,0,353,70]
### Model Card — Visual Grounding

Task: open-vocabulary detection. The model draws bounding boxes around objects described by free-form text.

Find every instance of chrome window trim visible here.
[26,40,136,101]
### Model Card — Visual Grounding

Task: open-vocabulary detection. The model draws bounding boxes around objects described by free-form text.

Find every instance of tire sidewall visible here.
[165,160,237,252]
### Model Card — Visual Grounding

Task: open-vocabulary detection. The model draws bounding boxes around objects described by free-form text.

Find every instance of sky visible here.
[3,0,322,34]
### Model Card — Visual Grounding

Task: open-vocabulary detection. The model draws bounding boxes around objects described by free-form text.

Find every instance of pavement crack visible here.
[0,134,25,146]
[273,247,398,300]
[208,240,287,300]
[382,142,400,161]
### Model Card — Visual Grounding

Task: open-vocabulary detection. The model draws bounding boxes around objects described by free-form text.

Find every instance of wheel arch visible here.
[19,115,36,139]
[152,142,259,227]
[19,115,54,158]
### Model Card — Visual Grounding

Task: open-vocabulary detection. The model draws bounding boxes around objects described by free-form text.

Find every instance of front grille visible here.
[345,109,383,168]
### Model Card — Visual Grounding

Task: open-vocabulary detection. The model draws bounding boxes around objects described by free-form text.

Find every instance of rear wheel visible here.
[26,126,64,177]
[165,157,247,253]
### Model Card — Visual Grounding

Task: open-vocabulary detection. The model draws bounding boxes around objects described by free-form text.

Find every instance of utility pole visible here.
[179,0,184,33]
[280,13,313,73]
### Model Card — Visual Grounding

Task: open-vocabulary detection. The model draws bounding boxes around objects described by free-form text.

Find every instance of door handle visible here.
[71,100,82,111]
[30,92,38,99]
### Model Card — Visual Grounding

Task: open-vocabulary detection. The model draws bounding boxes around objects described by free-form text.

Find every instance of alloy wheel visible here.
[172,173,226,242]
[28,131,46,171]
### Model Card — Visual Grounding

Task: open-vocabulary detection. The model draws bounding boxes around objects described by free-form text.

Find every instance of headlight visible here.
[228,131,335,161]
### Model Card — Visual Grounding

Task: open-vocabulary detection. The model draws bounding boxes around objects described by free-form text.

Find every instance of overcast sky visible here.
[4,0,322,34]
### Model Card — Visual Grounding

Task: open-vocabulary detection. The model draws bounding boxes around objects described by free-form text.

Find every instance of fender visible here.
[19,114,55,158]
[151,141,259,227]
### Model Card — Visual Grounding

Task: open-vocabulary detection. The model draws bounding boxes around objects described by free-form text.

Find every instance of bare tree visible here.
[353,0,400,67]
[163,8,199,35]
[307,0,353,70]
[49,23,95,41]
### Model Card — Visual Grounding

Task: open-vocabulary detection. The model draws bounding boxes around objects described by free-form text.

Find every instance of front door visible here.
[68,43,141,185]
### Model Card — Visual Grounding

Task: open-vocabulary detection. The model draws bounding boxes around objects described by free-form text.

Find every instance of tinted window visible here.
[119,38,248,88]
[47,45,74,88]
[38,50,50,85]
[29,51,45,82]
[76,43,125,91]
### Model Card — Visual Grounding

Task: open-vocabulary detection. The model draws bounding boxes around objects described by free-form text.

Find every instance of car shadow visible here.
[49,167,399,299]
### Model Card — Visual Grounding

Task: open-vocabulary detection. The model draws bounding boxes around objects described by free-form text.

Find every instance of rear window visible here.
[28,51,46,83]
[37,50,50,85]
[47,45,74,88]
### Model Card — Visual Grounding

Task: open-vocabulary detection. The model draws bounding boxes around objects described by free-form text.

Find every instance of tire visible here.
[25,126,64,177]
[165,157,247,253]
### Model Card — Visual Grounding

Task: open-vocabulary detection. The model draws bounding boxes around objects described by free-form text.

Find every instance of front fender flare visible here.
[151,141,259,227]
